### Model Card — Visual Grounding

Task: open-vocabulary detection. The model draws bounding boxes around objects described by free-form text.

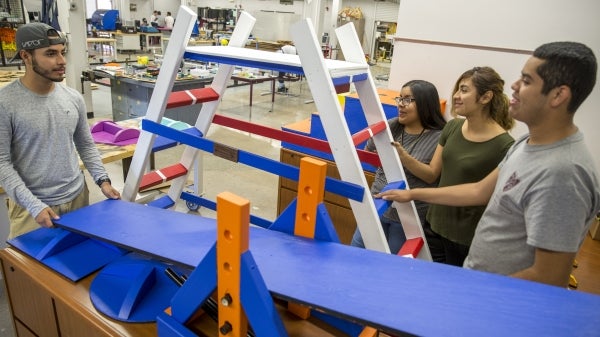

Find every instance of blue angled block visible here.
[374,180,406,216]
[8,227,126,281]
[148,195,175,209]
[89,253,181,322]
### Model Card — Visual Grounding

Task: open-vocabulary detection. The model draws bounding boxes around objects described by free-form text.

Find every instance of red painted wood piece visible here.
[398,237,424,258]
[139,163,188,191]
[212,114,382,167]
[351,121,387,146]
[166,88,220,109]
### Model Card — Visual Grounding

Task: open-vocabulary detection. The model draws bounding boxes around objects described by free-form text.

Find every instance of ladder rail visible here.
[122,6,198,201]
[166,12,257,205]
[291,19,390,254]
[336,23,432,260]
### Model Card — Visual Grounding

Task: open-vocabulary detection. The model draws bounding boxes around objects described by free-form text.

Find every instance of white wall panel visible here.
[390,0,600,170]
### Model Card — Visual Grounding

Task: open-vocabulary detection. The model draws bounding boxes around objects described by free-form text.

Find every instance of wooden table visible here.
[231,74,277,106]
[94,142,137,179]
[140,32,163,53]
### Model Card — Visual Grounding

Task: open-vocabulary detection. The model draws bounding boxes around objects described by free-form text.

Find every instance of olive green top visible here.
[427,118,514,246]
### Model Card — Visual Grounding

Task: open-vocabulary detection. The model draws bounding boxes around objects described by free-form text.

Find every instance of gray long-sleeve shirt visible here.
[0,80,108,218]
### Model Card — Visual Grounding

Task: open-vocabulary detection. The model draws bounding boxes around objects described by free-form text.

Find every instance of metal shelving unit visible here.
[0,0,25,66]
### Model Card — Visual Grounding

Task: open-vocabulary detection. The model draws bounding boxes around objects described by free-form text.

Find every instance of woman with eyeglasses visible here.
[386,67,515,265]
[351,80,446,254]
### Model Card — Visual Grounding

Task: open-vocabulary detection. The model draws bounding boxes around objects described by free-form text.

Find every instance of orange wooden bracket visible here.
[288,157,327,319]
[217,191,250,337]
[294,157,327,238]
[359,326,379,337]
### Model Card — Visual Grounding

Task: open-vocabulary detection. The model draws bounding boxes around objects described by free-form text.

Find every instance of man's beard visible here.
[32,57,65,82]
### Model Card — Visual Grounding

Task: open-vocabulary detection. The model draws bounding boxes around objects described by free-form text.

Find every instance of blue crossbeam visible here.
[142,120,365,202]
[180,192,273,229]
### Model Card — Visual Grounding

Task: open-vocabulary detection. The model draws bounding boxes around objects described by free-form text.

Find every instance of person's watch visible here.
[96,177,111,187]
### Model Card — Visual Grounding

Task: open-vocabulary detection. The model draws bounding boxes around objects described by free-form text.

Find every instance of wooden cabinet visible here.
[2,256,58,336]
[278,148,375,245]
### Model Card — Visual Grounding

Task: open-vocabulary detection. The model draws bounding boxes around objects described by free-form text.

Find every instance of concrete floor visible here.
[0,62,391,337]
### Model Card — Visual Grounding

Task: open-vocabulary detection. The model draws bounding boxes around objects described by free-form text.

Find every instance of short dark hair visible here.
[533,42,597,113]
[403,80,447,130]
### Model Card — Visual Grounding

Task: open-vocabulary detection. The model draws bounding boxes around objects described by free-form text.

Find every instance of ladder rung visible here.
[331,73,369,87]
[352,121,388,146]
[147,195,175,209]
[398,237,424,258]
[166,88,219,109]
[373,180,406,216]
[374,198,392,217]
[139,163,188,191]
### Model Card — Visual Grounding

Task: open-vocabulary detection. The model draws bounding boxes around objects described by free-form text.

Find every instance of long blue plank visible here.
[54,199,600,337]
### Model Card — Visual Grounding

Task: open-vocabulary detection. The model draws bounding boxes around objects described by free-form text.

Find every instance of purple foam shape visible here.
[91,120,140,146]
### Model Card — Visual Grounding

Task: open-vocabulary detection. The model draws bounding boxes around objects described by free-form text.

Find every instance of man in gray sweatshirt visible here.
[0,23,120,239]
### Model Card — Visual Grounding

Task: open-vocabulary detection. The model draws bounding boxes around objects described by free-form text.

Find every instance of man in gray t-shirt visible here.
[464,132,598,277]
[378,41,599,287]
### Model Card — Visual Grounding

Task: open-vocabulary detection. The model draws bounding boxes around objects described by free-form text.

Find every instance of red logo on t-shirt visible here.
[503,172,520,192]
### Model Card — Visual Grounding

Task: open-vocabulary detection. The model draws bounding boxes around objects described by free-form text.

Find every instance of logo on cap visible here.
[21,39,48,49]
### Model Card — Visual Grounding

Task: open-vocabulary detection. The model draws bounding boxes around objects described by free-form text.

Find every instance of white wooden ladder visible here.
[121,6,431,260]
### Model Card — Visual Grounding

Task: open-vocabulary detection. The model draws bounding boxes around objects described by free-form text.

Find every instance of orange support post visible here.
[294,157,327,238]
[289,157,327,319]
[359,326,379,337]
[216,191,250,337]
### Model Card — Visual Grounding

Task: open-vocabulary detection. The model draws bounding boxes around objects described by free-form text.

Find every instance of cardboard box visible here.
[589,217,600,241]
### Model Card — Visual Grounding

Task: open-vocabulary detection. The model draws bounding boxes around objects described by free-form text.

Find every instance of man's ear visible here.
[19,50,29,62]
[550,85,571,109]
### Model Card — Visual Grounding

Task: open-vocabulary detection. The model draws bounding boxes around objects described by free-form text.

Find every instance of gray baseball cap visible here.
[10,22,67,62]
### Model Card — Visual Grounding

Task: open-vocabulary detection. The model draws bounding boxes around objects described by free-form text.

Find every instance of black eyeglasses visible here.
[394,97,416,106]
